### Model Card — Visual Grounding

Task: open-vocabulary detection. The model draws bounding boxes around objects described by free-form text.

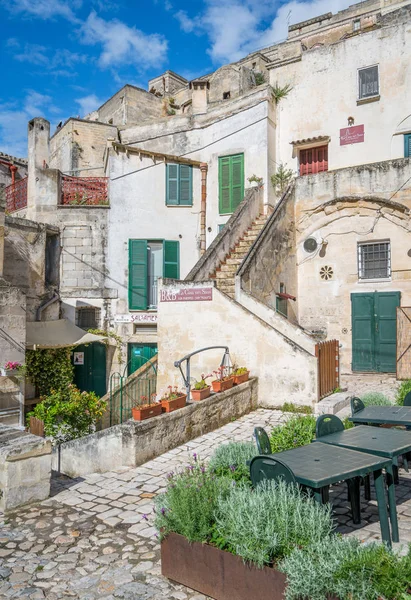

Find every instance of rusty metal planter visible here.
[161,533,287,600]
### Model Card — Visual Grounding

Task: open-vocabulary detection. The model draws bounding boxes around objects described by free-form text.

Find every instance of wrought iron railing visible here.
[60,175,109,206]
[174,346,231,400]
[5,178,28,212]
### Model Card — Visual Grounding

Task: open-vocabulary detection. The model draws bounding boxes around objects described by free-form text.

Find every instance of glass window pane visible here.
[358,242,390,279]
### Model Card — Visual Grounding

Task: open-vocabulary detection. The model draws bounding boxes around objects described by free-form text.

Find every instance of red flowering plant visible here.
[137,392,158,408]
[159,385,185,401]
[213,366,232,382]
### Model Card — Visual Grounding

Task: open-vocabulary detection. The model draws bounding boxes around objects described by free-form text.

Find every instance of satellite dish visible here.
[303,237,318,253]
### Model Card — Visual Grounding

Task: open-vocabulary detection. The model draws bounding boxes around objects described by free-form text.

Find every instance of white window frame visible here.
[358,240,391,281]
[358,64,379,101]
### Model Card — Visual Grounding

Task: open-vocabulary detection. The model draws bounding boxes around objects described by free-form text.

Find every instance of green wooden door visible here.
[128,343,158,376]
[351,292,400,373]
[73,343,107,397]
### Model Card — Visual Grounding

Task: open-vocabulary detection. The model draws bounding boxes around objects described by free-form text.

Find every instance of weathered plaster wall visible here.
[157,280,317,407]
[271,4,411,173]
[52,379,257,477]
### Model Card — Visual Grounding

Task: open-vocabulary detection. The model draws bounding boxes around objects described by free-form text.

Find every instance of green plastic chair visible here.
[254,427,272,455]
[351,396,365,415]
[250,455,296,487]
[403,392,411,461]
[316,414,344,438]
[403,392,411,406]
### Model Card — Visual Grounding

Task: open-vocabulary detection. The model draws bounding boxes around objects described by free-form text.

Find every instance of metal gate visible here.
[315,340,339,400]
[109,356,157,426]
[397,307,411,380]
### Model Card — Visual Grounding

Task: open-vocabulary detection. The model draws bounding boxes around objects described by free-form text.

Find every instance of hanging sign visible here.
[340,124,364,145]
[160,287,213,303]
[73,352,84,365]
[114,313,158,323]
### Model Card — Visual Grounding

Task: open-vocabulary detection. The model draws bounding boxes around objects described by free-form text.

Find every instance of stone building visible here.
[4,0,411,407]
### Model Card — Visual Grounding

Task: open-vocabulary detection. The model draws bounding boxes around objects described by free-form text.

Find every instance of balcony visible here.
[60,176,109,206]
[5,178,28,213]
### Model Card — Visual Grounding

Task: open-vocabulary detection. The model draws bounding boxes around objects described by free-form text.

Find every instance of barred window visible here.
[358,242,391,280]
[76,307,101,330]
[358,66,379,99]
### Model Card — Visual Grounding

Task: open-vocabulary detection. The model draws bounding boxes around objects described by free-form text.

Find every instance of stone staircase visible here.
[211,214,267,298]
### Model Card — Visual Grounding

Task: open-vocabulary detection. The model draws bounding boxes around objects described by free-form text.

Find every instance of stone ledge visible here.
[314,392,351,416]
[0,425,51,461]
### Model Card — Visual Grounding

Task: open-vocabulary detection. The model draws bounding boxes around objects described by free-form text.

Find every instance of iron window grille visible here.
[358,241,391,280]
[358,65,379,99]
[76,307,101,330]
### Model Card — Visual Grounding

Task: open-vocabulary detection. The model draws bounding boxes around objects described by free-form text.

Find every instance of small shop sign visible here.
[160,287,213,303]
[340,124,364,145]
[114,313,158,323]
[73,352,84,365]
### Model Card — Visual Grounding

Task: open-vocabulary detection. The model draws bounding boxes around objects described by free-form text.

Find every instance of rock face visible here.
[0,425,52,511]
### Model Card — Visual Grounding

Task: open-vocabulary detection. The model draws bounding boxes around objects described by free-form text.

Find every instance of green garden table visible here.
[268,443,392,546]
[349,405,411,427]
[315,426,411,543]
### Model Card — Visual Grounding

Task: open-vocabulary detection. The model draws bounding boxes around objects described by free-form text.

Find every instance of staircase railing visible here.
[174,346,230,400]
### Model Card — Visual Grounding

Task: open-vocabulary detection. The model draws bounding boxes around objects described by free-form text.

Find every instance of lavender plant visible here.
[213,480,334,568]
[209,441,257,483]
[270,415,316,453]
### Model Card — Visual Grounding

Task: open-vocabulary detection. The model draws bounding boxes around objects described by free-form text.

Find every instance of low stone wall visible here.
[52,378,258,478]
[0,425,52,512]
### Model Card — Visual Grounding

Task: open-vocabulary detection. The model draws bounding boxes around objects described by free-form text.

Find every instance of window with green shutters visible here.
[405,134,411,158]
[128,240,180,310]
[219,154,244,214]
[166,164,193,205]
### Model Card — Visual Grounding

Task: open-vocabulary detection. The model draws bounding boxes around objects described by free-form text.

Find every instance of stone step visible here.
[215,270,235,280]
[220,263,237,273]
[244,233,258,240]
[216,282,235,292]
[230,251,247,259]
[225,257,242,266]
[235,241,253,251]
[253,219,266,226]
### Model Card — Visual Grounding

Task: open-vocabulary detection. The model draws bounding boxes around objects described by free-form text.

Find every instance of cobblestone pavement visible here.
[341,373,398,401]
[1,408,411,599]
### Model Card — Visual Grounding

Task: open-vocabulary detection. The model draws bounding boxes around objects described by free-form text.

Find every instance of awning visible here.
[26,319,107,349]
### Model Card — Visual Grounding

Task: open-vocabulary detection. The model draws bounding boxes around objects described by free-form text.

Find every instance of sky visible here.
[0,0,358,158]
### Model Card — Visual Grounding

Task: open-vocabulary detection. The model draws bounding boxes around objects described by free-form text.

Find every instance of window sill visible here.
[358,277,391,283]
[166,204,193,208]
[357,95,380,106]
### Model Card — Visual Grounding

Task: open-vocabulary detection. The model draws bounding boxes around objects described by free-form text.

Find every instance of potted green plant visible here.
[1,361,24,378]
[132,394,162,421]
[247,174,264,188]
[211,366,234,393]
[160,386,187,413]
[233,366,250,385]
[191,374,211,401]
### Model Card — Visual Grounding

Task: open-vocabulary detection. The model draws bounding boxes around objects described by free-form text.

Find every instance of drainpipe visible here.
[200,163,208,255]
[36,293,59,321]
[0,160,18,184]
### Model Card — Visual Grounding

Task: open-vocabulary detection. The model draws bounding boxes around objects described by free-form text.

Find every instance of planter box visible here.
[191,387,211,401]
[211,378,234,393]
[233,371,250,385]
[132,404,162,421]
[161,394,187,413]
[0,368,19,377]
[161,532,287,600]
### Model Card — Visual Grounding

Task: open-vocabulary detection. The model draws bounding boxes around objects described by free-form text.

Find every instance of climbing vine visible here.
[87,329,124,365]
[25,348,74,398]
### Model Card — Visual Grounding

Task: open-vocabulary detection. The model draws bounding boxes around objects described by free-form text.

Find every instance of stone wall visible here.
[52,378,257,477]
[91,85,163,127]
[0,425,52,512]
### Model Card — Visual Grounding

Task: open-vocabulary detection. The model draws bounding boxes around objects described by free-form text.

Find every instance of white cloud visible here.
[79,11,168,71]
[176,0,359,64]
[9,41,88,75]
[1,0,81,22]
[0,91,60,157]
[75,94,105,117]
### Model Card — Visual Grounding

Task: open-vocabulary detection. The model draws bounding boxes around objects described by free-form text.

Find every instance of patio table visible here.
[349,405,411,427]
[267,443,392,545]
[315,425,411,542]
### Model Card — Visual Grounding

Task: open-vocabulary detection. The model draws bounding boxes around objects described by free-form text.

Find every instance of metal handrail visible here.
[174,346,231,400]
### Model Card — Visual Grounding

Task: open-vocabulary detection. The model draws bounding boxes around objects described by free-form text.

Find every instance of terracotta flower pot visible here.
[233,371,249,385]
[132,403,162,421]
[211,378,234,393]
[161,394,187,413]
[191,387,211,401]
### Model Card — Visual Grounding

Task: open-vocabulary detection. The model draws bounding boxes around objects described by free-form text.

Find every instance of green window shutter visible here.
[405,134,411,158]
[166,164,179,205]
[231,154,244,211]
[163,241,180,280]
[179,164,193,205]
[129,240,147,310]
[219,156,231,214]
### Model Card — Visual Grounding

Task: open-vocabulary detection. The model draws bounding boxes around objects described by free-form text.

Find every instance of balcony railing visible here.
[5,178,28,213]
[60,176,109,206]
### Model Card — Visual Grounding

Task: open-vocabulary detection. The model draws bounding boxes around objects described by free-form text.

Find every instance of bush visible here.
[361,392,392,406]
[154,460,231,543]
[25,348,74,397]
[343,416,354,430]
[270,415,316,453]
[281,537,411,600]
[27,384,106,442]
[213,480,334,568]
[209,442,256,483]
[395,379,411,406]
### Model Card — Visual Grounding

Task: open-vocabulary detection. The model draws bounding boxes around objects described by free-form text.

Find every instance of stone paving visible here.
[1,408,411,599]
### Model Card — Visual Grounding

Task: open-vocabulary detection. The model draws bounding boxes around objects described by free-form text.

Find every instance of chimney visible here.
[27,118,51,211]
[190,80,209,115]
